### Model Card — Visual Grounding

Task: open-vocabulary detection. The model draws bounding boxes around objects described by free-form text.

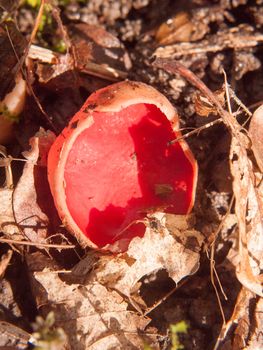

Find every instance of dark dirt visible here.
[0,0,263,349]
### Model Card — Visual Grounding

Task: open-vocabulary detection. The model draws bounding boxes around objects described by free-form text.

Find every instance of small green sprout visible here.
[143,320,189,350]
[170,320,188,350]
[24,0,41,8]
[31,311,67,350]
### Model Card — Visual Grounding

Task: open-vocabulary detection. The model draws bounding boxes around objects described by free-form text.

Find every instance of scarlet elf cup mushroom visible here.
[47,81,198,250]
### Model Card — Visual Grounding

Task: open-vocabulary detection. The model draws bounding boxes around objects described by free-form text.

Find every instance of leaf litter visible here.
[24,165,203,349]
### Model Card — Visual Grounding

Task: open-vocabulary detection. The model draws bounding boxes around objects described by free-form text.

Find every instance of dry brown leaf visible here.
[0,320,30,349]
[69,23,132,72]
[246,296,263,349]
[0,147,18,238]
[28,213,202,349]
[194,88,225,117]
[84,213,203,308]
[249,104,263,172]
[215,287,252,349]
[0,250,12,279]
[29,23,131,84]
[27,253,156,350]
[12,129,56,243]
[216,287,263,350]
[0,187,18,237]
[230,136,263,297]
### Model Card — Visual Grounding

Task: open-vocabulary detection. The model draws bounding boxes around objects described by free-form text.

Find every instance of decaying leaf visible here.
[12,129,56,243]
[0,146,19,238]
[0,320,30,349]
[0,249,12,279]
[194,88,225,117]
[69,23,132,73]
[27,252,156,350]
[91,213,203,303]
[216,287,263,350]
[246,296,263,349]
[27,213,203,349]
[0,186,18,237]
[29,23,131,84]
[249,104,263,172]
[230,136,263,297]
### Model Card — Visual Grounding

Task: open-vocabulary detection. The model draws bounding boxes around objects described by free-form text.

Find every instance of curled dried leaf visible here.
[89,213,203,300]
[230,136,263,297]
[13,129,57,243]
[194,88,225,117]
[0,250,12,279]
[0,320,30,349]
[249,104,263,172]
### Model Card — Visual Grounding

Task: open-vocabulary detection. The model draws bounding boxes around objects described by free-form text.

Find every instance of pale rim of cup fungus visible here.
[47,80,198,251]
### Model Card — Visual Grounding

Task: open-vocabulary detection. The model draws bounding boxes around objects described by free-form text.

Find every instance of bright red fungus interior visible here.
[64,103,194,247]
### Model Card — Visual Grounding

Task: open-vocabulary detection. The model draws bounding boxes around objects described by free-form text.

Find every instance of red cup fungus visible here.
[47,81,198,250]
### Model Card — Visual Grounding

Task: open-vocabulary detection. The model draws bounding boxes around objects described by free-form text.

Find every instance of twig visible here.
[228,87,252,117]
[223,70,233,115]
[153,58,239,132]
[168,103,255,145]
[27,0,45,50]
[154,30,263,58]
[169,118,222,145]
[5,1,58,132]
[143,278,188,317]
[5,23,23,76]
[208,253,226,324]
[200,188,234,328]
[0,146,13,188]
[0,237,75,249]
[206,196,235,325]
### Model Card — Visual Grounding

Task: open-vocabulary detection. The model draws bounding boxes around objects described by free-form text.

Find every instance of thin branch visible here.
[0,237,75,249]
[169,118,222,145]
[154,31,263,58]
[223,70,233,115]
[5,1,58,132]
[0,146,13,188]
[143,278,188,316]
